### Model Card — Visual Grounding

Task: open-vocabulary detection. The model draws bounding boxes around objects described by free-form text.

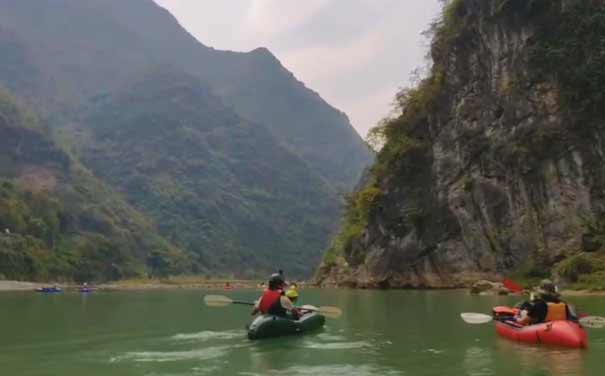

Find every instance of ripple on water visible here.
[109,345,230,363]
[239,364,403,376]
[171,330,244,342]
[302,341,373,350]
[315,333,347,341]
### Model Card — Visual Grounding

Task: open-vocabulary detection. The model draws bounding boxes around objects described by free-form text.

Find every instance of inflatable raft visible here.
[35,287,63,293]
[247,311,325,340]
[493,306,587,348]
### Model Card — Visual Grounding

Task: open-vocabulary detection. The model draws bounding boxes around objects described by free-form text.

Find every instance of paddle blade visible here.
[503,279,523,293]
[300,304,342,319]
[579,315,605,329]
[204,295,233,307]
[318,306,343,319]
[461,313,493,324]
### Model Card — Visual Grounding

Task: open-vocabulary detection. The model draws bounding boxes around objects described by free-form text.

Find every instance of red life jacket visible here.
[258,289,286,316]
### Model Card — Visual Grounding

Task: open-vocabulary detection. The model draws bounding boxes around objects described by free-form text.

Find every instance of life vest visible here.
[258,289,286,316]
[545,302,567,322]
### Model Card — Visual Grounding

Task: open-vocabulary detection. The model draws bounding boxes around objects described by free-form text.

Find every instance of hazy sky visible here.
[154,0,443,137]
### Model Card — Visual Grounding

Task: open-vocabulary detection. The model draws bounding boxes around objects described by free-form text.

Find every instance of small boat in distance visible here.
[35,286,63,293]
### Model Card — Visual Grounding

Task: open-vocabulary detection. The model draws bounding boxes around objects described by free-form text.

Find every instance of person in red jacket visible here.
[252,273,298,318]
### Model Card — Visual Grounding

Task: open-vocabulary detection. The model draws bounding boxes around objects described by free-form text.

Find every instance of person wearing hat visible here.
[251,273,299,318]
[516,279,576,325]
[285,286,299,306]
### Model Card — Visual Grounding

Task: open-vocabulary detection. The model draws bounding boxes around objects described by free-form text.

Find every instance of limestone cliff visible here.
[317,0,605,288]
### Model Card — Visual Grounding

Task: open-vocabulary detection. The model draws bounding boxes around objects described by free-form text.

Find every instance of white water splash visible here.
[110,345,229,363]
[425,348,444,354]
[171,330,244,342]
[303,341,372,350]
[316,333,347,341]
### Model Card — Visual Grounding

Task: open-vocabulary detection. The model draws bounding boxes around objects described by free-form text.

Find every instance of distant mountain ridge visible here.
[0,0,372,190]
[0,0,371,279]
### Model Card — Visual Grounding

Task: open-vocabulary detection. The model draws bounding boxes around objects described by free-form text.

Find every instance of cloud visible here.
[241,0,330,40]
[282,27,386,84]
[154,0,443,136]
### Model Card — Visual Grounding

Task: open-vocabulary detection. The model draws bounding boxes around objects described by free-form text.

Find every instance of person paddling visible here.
[252,273,299,319]
[516,279,577,325]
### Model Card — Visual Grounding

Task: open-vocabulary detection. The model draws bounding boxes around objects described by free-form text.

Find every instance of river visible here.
[1,289,604,375]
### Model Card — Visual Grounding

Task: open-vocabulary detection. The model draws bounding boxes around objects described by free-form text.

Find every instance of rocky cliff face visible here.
[317,0,605,288]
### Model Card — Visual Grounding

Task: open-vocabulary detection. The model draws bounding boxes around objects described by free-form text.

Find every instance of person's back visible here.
[252,273,295,318]
[519,280,574,324]
[258,288,286,316]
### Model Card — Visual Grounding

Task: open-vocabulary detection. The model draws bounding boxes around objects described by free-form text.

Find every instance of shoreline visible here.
[2,280,605,296]
[0,279,264,292]
[0,278,306,292]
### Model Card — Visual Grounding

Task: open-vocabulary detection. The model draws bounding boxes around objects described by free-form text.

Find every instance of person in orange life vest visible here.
[251,273,299,318]
[516,279,576,325]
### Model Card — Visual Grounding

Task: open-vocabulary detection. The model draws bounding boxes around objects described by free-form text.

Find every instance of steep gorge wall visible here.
[318,0,605,288]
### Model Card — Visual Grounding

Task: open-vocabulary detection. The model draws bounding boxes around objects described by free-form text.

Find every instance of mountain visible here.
[317,0,605,288]
[0,0,372,190]
[0,87,191,281]
[0,0,371,278]
[72,69,338,277]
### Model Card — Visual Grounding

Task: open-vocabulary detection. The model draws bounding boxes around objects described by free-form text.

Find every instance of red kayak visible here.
[493,307,588,348]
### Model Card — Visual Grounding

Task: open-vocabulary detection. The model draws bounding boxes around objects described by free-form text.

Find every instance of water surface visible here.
[1,289,604,375]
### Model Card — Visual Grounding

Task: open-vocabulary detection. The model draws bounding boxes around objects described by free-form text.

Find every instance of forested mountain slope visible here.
[0,88,191,281]
[0,0,372,279]
[74,70,338,276]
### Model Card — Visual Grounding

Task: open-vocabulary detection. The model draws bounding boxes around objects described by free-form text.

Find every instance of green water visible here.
[1,289,605,376]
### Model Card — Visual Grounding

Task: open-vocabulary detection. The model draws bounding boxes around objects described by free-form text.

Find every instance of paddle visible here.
[460,312,605,329]
[203,295,343,319]
[578,316,605,329]
[502,279,524,294]
[460,312,493,324]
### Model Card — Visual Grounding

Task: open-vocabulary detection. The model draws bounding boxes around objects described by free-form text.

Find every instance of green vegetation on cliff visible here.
[0,87,191,281]
[319,0,605,288]
[73,70,339,277]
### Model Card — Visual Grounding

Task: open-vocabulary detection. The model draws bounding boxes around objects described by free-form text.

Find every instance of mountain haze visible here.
[0,0,371,279]
[0,0,372,190]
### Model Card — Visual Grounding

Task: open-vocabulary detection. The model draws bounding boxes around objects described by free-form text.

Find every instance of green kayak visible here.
[247,311,325,340]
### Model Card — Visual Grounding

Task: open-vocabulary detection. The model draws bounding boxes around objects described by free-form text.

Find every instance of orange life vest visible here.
[545,302,567,322]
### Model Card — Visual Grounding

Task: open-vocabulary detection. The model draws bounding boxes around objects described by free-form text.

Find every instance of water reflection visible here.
[496,339,585,376]
[464,346,495,376]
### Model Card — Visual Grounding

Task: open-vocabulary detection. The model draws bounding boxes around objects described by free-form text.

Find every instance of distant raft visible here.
[35,287,63,293]
[247,311,325,340]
